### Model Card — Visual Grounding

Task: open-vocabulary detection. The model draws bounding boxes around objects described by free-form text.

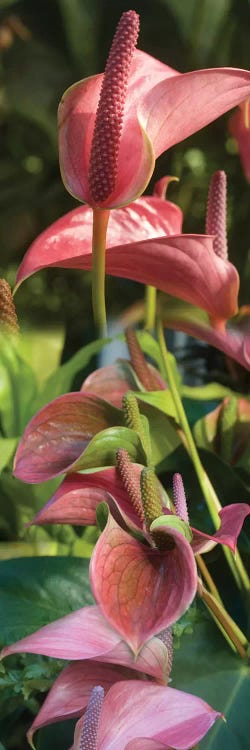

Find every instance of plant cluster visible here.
[0,9,249,750]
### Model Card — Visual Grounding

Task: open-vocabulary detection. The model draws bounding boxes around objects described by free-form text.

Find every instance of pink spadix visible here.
[89,11,139,204]
[206,170,228,260]
[75,686,104,750]
[173,473,189,523]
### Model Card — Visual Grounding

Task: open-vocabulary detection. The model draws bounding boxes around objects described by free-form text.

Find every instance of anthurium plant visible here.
[0,10,249,750]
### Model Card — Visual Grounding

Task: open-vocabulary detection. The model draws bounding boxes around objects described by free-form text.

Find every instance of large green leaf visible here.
[0,556,93,646]
[173,619,250,749]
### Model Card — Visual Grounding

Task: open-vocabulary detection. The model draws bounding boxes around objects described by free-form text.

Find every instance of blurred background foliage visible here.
[0,0,250,361]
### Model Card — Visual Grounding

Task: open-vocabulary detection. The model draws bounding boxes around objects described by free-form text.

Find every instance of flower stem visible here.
[145,285,157,330]
[196,555,222,603]
[92,208,110,337]
[156,319,249,593]
[198,579,249,660]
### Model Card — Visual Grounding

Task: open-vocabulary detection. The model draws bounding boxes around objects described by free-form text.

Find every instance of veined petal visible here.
[13,393,122,482]
[15,205,238,324]
[90,512,197,653]
[191,503,250,554]
[30,468,142,530]
[15,197,182,289]
[140,67,250,158]
[27,661,144,743]
[96,681,221,750]
[1,605,168,682]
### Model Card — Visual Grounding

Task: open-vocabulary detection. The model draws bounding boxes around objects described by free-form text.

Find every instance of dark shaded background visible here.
[0,0,249,359]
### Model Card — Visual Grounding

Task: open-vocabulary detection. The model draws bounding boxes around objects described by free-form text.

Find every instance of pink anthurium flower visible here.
[229,100,250,181]
[161,170,250,368]
[28,461,249,558]
[89,508,197,653]
[72,681,221,750]
[1,603,169,680]
[26,662,146,744]
[15,198,239,327]
[58,10,250,209]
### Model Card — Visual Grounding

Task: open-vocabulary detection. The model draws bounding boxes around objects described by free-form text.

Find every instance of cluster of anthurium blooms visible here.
[1,9,250,750]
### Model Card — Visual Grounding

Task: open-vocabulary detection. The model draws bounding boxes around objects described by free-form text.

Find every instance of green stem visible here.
[199,580,249,660]
[144,285,157,331]
[156,319,249,593]
[92,208,110,337]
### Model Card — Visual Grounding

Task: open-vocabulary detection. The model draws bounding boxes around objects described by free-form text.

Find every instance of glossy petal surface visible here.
[90,512,197,652]
[59,44,250,207]
[1,604,168,682]
[30,467,141,530]
[141,67,250,158]
[191,503,250,554]
[93,680,221,750]
[15,204,238,325]
[13,393,122,482]
[58,50,177,207]
[28,661,143,742]
[16,196,182,286]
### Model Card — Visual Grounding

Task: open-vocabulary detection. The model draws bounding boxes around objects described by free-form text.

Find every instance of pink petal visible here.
[15,203,238,324]
[81,361,167,405]
[1,605,168,682]
[16,197,182,287]
[191,503,250,554]
[229,103,250,181]
[13,393,121,482]
[96,681,221,750]
[162,305,250,370]
[141,67,250,158]
[30,468,141,530]
[81,363,138,407]
[125,741,167,750]
[90,512,197,653]
[58,50,178,208]
[27,661,144,742]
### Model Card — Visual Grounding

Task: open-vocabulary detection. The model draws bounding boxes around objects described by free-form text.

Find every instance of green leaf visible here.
[0,556,93,646]
[173,619,250,750]
[138,400,181,468]
[136,390,178,420]
[151,514,193,542]
[18,327,65,387]
[0,438,17,473]
[182,383,240,402]
[75,426,147,470]
[58,0,98,71]
[162,0,231,62]
[0,334,37,435]
[35,336,112,410]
